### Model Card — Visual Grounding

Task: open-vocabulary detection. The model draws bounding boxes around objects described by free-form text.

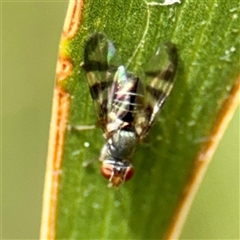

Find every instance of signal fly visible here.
[81,33,178,187]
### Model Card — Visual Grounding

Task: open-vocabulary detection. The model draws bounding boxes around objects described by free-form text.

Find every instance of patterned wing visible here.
[135,42,178,138]
[81,33,120,129]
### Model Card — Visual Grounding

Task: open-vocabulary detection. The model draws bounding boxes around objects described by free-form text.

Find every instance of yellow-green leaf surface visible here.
[42,0,240,239]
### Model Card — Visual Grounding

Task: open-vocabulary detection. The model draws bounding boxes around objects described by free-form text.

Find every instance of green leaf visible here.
[41,0,240,239]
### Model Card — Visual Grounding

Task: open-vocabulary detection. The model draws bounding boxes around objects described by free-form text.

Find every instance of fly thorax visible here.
[108,129,138,159]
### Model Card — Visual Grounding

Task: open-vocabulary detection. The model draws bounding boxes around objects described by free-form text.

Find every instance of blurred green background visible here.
[2,2,239,239]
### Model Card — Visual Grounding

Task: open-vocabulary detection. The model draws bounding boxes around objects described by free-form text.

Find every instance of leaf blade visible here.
[41,0,240,239]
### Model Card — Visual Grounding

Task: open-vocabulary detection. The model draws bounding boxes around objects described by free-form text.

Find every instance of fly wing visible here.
[135,42,178,138]
[82,33,120,129]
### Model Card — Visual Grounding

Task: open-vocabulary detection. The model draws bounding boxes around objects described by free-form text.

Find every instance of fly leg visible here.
[67,124,97,167]
[99,144,108,162]
[67,124,96,131]
[82,143,107,168]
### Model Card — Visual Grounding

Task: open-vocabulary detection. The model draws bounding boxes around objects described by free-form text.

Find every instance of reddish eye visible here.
[101,163,113,180]
[100,162,134,187]
[125,166,134,181]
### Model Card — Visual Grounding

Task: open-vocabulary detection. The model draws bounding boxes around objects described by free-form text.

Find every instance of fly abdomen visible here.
[112,70,144,122]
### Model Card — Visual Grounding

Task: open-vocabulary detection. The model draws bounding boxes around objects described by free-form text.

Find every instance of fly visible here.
[81,33,178,187]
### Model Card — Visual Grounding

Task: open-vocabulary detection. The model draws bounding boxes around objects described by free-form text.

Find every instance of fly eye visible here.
[101,163,113,180]
[101,162,134,187]
[124,166,134,181]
